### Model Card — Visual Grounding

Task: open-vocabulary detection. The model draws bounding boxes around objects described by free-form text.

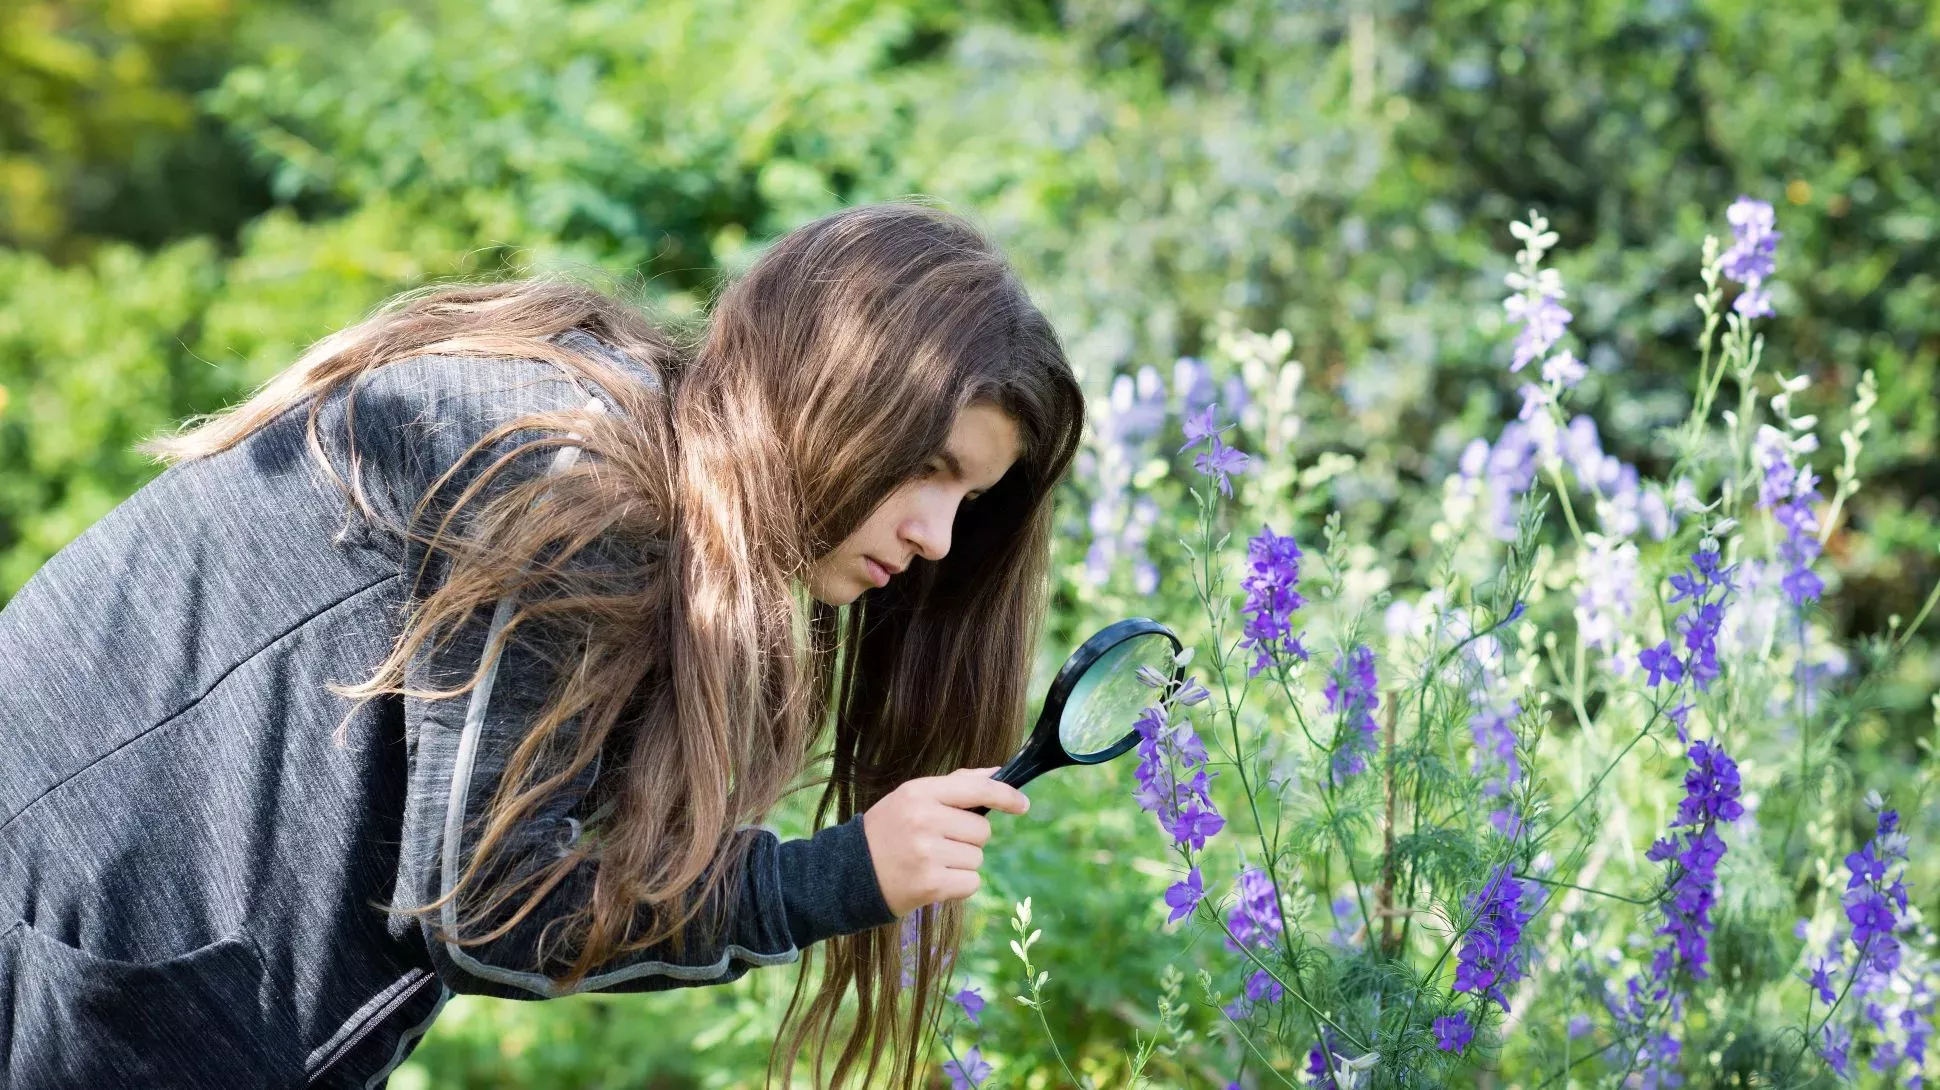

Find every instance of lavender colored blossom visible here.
[952,985,985,1025]
[899,907,924,988]
[1576,535,1641,663]
[1434,1012,1475,1052]
[1082,365,1168,591]
[942,1045,992,1090]
[1542,348,1586,387]
[1452,865,1537,1011]
[1819,1022,1853,1079]
[1754,424,1825,608]
[1237,524,1310,677]
[1223,866,1285,955]
[1173,357,1218,416]
[1132,692,1227,873]
[1224,966,1286,1020]
[1470,698,1523,835]
[1194,434,1251,498]
[1179,402,1221,453]
[1323,645,1381,782]
[1505,288,1573,373]
[1722,196,1780,318]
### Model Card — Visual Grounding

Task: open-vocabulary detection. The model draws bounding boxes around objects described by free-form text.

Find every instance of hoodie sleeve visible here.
[369,344,898,1000]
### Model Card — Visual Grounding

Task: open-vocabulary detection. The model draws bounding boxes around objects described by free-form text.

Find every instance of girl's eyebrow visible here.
[936,450,965,480]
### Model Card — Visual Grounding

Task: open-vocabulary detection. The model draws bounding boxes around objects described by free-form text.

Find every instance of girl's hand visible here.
[861,766,1030,917]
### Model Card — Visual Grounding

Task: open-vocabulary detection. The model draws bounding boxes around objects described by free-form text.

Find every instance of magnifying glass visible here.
[970,617,1184,815]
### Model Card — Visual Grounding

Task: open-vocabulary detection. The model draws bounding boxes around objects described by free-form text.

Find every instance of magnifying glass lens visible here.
[1057,632,1178,759]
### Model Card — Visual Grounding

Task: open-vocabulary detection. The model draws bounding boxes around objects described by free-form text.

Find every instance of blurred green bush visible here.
[3,0,1934,1084]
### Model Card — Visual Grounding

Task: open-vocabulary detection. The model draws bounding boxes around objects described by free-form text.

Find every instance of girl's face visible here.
[805,402,1022,606]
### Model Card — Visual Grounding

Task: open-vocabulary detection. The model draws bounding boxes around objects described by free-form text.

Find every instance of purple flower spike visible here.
[1721,196,1781,318]
[1639,740,1744,989]
[1238,524,1310,678]
[1323,645,1381,783]
[1452,865,1536,1012]
[1223,867,1285,955]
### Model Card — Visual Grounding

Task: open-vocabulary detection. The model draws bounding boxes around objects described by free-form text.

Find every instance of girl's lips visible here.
[863,556,891,587]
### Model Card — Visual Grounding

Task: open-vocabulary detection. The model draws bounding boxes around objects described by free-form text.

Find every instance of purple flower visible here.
[951,985,985,1025]
[1802,957,1838,1005]
[1165,866,1205,924]
[1505,291,1573,373]
[1237,525,1311,677]
[1721,196,1780,318]
[1754,425,1824,609]
[1132,691,1227,897]
[1194,434,1251,498]
[1470,699,1523,835]
[1434,1012,1475,1052]
[1179,403,1221,453]
[1323,645,1381,782]
[1819,1022,1852,1079]
[1841,805,1909,978]
[1223,867,1285,954]
[1245,968,1282,1002]
[1542,348,1587,387]
[1452,865,1536,1011]
[942,1045,992,1090]
[1576,537,1640,659]
[1639,641,1685,687]
[1659,546,1736,694]
[1638,741,1743,987]
[1567,1014,1594,1040]
[899,908,924,988]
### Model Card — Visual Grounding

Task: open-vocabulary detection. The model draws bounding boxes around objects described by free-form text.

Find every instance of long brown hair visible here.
[136,197,1085,1088]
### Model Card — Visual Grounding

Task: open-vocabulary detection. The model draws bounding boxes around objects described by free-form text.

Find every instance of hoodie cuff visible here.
[776,811,899,948]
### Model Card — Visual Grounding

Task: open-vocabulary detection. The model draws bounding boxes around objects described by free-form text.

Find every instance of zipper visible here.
[306,969,440,1085]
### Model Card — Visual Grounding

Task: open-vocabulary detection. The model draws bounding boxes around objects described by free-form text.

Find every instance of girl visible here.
[0,199,1082,1088]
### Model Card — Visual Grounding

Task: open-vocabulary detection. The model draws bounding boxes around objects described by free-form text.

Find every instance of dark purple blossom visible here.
[1842,806,1909,978]
[1641,740,1744,986]
[1656,546,1736,694]
[1434,1012,1475,1052]
[1640,642,1684,687]
[1452,865,1537,1011]
[1237,525,1310,678]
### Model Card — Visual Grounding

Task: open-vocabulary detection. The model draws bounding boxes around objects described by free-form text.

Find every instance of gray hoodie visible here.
[0,328,898,1088]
